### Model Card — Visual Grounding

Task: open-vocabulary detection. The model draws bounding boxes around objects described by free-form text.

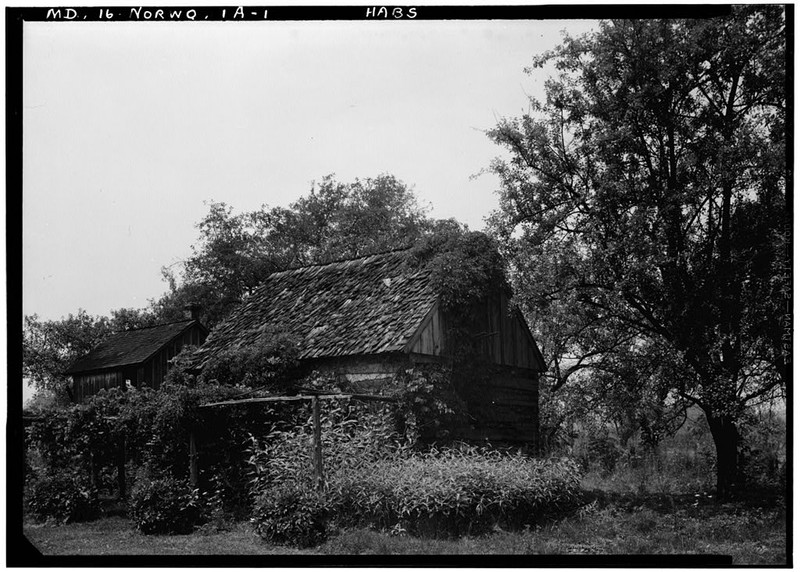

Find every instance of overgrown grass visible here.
[23,517,294,556]
[251,447,582,546]
[23,500,786,564]
[580,451,714,496]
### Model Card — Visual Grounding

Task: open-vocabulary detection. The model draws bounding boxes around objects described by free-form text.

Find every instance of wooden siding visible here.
[141,323,207,390]
[407,292,542,371]
[457,366,539,445]
[73,323,207,401]
[470,292,540,370]
[407,303,444,356]
[73,370,124,401]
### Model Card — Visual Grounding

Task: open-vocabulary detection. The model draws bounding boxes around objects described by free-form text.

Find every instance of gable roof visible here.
[193,250,438,365]
[65,320,203,375]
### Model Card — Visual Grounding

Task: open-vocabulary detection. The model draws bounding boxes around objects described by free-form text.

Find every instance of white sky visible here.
[23,18,599,321]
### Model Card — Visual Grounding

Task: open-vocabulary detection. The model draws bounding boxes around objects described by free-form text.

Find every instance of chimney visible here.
[184,303,201,321]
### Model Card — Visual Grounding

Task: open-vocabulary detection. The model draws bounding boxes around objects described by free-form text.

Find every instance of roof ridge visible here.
[112,319,195,333]
[269,247,414,277]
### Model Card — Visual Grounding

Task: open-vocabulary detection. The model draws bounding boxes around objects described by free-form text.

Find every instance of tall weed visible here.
[250,439,583,545]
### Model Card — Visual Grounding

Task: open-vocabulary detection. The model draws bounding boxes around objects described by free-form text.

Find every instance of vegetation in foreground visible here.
[23,387,786,563]
[23,491,786,564]
[23,363,786,562]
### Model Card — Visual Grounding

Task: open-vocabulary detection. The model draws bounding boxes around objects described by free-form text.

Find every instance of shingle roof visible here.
[194,250,437,365]
[65,320,201,374]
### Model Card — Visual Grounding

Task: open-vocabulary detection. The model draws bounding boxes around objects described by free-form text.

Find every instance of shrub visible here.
[200,329,301,390]
[26,379,305,521]
[246,400,408,498]
[248,439,583,546]
[395,366,470,443]
[128,475,206,534]
[739,407,786,490]
[251,483,329,547]
[247,400,408,547]
[25,471,100,524]
[330,449,583,537]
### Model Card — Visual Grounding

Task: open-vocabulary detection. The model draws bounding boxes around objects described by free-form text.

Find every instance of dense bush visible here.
[25,471,100,524]
[200,330,301,390]
[739,407,786,490]
[251,483,329,547]
[249,436,582,546]
[395,366,470,443]
[247,401,408,546]
[128,475,206,534]
[246,400,408,497]
[25,378,280,517]
[583,434,621,476]
[330,449,582,538]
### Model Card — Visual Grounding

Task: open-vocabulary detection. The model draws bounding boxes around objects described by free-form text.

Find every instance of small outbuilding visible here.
[66,319,208,401]
[193,249,545,445]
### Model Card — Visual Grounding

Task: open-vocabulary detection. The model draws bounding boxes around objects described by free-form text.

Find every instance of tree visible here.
[156,174,438,327]
[25,173,447,401]
[23,307,169,403]
[487,7,786,499]
[23,311,112,403]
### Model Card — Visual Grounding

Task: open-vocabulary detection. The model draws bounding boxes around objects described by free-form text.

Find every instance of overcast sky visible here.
[23,18,599,321]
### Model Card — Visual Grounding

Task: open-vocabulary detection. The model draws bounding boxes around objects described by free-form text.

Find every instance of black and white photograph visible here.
[10,3,790,565]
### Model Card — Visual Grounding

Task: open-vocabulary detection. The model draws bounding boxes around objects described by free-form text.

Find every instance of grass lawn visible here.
[22,493,787,564]
[24,517,295,556]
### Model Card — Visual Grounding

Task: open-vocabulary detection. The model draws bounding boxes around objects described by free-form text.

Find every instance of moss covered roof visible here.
[194,250,438,365]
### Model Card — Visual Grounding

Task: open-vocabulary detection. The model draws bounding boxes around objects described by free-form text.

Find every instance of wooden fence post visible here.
[311,397,324,491]
[189,430,198,487]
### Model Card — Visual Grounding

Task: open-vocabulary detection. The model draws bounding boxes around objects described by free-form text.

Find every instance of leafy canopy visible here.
[156,173,438,327]
[487,7,786,495]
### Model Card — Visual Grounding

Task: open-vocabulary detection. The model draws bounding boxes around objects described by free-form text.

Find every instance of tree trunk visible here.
[706,413,739,501]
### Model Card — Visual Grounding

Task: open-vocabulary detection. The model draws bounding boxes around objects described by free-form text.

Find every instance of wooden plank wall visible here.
[74,370,124,401]
[408,306,444,356]
[431,292,539,371]
[73,323,208,400]
[457,367,539,445]
[145,324,207,389]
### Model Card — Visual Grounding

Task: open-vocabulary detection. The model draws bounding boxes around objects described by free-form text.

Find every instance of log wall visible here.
[303,354,539,446]
[455,365,539,446]
[303,353,411,393]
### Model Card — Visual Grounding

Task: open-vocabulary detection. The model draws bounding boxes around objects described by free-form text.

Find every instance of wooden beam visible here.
[200,393,397,408]
[311,397,324,491]
[189,431,198,487]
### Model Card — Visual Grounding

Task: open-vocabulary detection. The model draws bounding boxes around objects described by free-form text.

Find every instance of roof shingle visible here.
[194,250,437,365]
[65,320,200,374]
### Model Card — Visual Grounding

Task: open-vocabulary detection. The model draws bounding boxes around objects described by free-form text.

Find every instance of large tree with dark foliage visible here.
[487,7,787,498]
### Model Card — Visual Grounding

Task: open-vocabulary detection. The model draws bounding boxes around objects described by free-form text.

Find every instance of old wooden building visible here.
[66,319,208,401]
[193,250,545,444]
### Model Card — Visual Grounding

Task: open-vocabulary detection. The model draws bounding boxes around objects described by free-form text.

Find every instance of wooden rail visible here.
[199,393,397,408]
